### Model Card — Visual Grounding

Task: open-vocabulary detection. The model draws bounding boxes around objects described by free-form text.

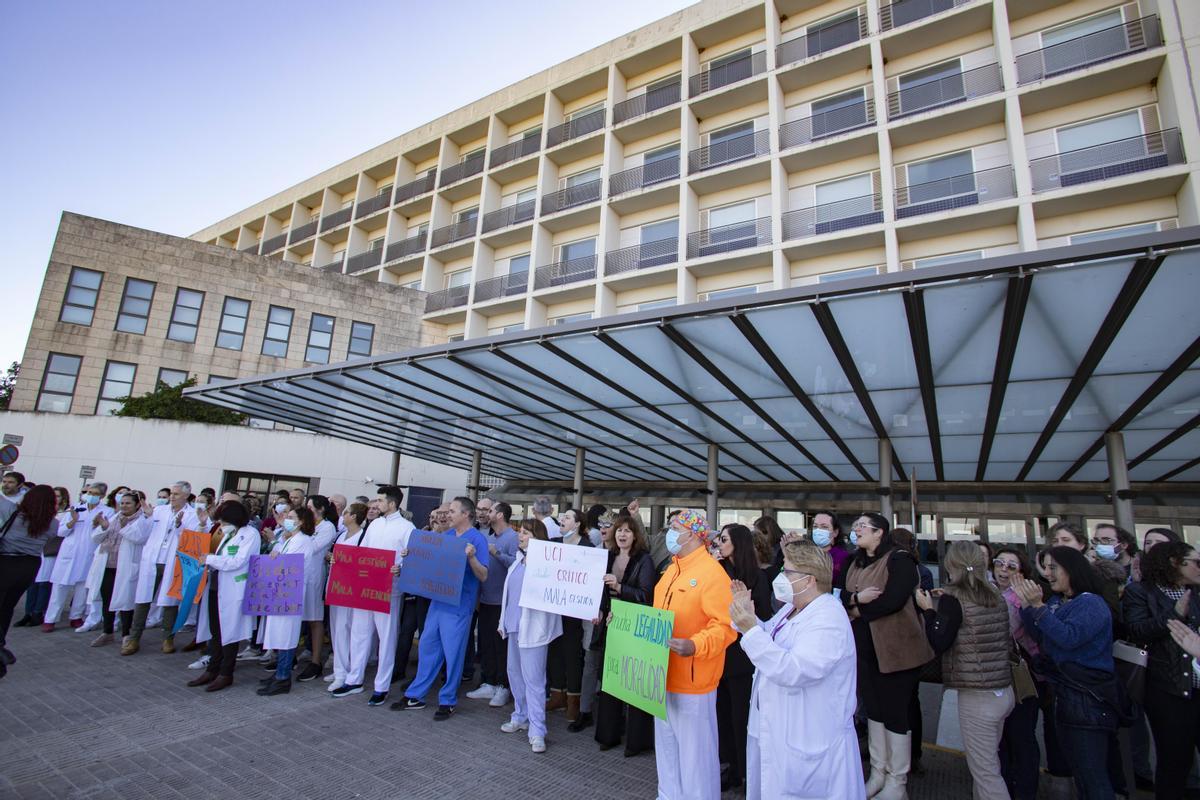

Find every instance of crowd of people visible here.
[1,468,1198,799]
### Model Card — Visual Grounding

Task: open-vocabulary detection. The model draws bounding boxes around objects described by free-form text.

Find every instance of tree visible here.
[114,377,247,426]
[0,362,18,410]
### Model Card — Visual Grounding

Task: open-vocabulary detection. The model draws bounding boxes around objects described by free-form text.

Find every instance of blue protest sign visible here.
[396,530,467,606]
[171,553,203,636]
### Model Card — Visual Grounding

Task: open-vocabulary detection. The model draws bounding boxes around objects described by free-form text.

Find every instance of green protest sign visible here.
[602,599,674,720]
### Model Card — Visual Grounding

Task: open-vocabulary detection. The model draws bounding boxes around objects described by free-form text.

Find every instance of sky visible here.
[0,0,694,369]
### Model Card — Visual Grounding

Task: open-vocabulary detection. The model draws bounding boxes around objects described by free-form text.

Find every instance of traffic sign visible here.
[0,445,17,466]
[2,434,23,446]
[79,465,96,480]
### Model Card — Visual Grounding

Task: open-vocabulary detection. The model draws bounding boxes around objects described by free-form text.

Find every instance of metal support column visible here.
[706,443,719,526]
[468,449,482,502]
[878,439,894,523]
[389,452,401,487]
[650,505,666,534]
[1105,431,1135,533]
[573,447,585,511]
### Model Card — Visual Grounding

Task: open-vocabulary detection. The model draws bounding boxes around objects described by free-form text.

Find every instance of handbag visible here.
[1010,649,1038,703]
[1112,639,1148,707]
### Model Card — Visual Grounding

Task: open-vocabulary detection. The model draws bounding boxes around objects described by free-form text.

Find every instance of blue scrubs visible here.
[404,527,490,707]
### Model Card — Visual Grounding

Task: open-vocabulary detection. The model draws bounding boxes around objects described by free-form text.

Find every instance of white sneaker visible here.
[489,687,512,707]
[76,620,101,633]
[323,673,336,683]
[327,679,345,693]
[466,683,496,700]
[188,655,211,670]
[236,646,263,662]
[530,736,546,754]
[500,719,529,733]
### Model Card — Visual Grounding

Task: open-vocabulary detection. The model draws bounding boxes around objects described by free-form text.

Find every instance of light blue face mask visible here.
[85,494,101,506]
[282,519,298,533]
[811,529,832,548]
[665,528,684,555]
[1094,544,1118,560]
[154,498,168,506]
[849,530,858,547]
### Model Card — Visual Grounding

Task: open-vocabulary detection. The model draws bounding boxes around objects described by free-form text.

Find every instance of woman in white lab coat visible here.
[89,491,151,647]
[45,484,109,629]
[188,500,258,692]
[326,502,369,692]
[296,494,339,682]
[258,507,316,696]
[730,540,865,800]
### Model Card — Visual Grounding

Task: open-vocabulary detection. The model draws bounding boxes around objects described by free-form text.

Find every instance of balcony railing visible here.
[288,220,318,244]
[474,272,529,303]
[346,248,384,274]
[425,285,470,314]
[688,130,770,174]
[896,165,1015,218]
[1029,129,1184,193]
[546,108,606,148]
[783,193,883,240]
[481,200,536,233]
[888,63,1002,119]
[534,254,597,290]
[489,136,541,169]
[439,154,486,188]
[320,206,353,233]
[687,216,772,259]
[689,51,767,97]
[542,179,602,215]
[393,171,437,204]
[880,0,972,32]
[354,193,391,219]
[317,253,345,272]
[430,218,478,249]
[777,8,869,67]
[384,231,427,263]
[1016,16,1162,85]
[261,233,289,254]
[780,99,876,150]
[605,239,679,276]
[239,243,259,255]
[609,157,681,196]
[613,79,682,125]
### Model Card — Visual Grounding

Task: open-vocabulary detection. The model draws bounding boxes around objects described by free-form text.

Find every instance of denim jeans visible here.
[275,647,295,681]
[1057,718,1115,800]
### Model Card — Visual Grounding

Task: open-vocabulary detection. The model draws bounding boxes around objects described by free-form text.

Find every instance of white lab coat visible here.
[90,515,151,612]
[259,532,315,651]
[83,507,121,600]
[133,504,201,606]
[741,592,864,800]
[196,525,258,646]
[360,510,415,600]
[498,556,561,648]
[35,510,72,583]
[49,504,108,586]
[303,519,339,621]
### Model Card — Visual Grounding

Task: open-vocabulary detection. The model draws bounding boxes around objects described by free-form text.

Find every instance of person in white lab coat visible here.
[257,507,316,696]
[45,482,111,630]
[187,500,258,692]
[326,502,369,693]
[89,491,151,647]
[125,481,200,655]
[730,540,865,800]
[296,494,339,682]
[80,486,129,632]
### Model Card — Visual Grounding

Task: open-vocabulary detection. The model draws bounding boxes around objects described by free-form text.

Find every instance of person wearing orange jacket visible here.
[653,509,737,800]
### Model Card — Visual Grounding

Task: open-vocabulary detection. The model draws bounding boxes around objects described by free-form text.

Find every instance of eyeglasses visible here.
[992,559,1020,571]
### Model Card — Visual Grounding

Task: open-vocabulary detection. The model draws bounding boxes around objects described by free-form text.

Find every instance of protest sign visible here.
[396,530,467,606]
[242,554,305,616]
[602,599,674,720]
[326,544,395,613]
[167,529,209,602]
[169,553,204,637]
[518,538,608,621]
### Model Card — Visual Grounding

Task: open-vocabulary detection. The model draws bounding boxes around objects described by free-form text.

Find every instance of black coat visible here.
[592,550,657,649]
[1122,580,1200,698]
[722,567,775,677]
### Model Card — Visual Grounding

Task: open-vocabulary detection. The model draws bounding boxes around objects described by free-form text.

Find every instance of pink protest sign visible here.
[241,554,304,616]
[326,544,395,614]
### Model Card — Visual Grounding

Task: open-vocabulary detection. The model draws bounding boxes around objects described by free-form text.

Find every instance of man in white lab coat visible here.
[124,481,200,655]
[45,482,112,629]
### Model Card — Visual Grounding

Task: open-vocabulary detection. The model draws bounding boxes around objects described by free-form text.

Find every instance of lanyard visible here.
[770,611,794,640]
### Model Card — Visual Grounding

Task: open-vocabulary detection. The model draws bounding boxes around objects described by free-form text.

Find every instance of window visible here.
[643,74,681,112]
[461,147,485,162]
[377,184,393,197]
[704,200,757,250]
[811,88,868,138]
[816,173,875,224]
[640,218,679,244]
[445,269,471,289]
[818,266,879,283]
[898,59,964,115]
[707,121,756,166]
[1041,9,1125,75]
[703,285,759,302]
[115,278,155,334]
[551,312,592,325]
[36,353,82,413]
[60,267,102,325]
[642,143,681,183]
[262,306,294,357]
[401,279,422,290]
[906,150,975,204]
[639,298,676,311]
[167,288,204,343]
[807,9,861,56]
[1070,222,1162,244]
[559,238,596,262]
[157,368,188,387]
[96,361,136,416]
[508,254,531,274]
[448,333,465,342]
[568,102,604,121]
[913,250,984,269]
[565,167,601,187]
[305,314,335,364]
[455,206,479,224]
[637,218,679,268]
[1056,110,1143,173]
[348,321,375,357]
[368,237,385,251]
[216,297,250,350]
[519,126,542,142]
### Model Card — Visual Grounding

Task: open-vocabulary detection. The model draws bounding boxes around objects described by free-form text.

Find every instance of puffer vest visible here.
[943,594,1012,690]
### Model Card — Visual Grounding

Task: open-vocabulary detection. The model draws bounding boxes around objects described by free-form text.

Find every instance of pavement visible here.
[0,622,1095,799]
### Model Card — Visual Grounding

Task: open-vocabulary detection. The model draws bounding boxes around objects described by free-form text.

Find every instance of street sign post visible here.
[2,434,23,446]
[79,465,97,480]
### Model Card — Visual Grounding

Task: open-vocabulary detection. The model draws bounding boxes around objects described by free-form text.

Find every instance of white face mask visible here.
[772,573,795,605]
[220,523,236,536]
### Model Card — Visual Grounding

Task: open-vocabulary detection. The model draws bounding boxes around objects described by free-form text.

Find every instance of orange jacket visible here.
[653,546,736,694]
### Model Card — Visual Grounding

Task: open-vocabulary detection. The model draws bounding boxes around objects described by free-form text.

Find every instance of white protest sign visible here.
[519,538,609,621]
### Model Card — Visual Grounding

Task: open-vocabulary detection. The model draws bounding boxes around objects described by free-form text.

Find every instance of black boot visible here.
[257,677,291,696]
[567,712,593,733]
[14,615,33,628]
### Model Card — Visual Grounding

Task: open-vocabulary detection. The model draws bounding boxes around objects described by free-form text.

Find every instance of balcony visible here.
[888,63,1002,119]
[393,172,437,204]
[317,253,345,272]
[439,153,486,188]
[346,248,384,274]
[288,220,318,244]
[688,130,770,174]
[605,239,679,276]
[613,79,682,125]
[320,206,353,233]
[689,51,767,98]
[489,136,541,169]
[542,179,602,215]
[239,243,259,255]
[777,8,868,67]
[1029,129,1184,193]
[1016,16,1162,86]
[880,0,973,32]
[780,100,876,150]
[384,231,427,263]
[354,193,391,219]
[474,272,529,303]
[687,216,772,259]
[896,165,1015,219]
[609,158,680,196]
[425,285,470,314]
[534,254,597,290]
[783,193,883,240]
[430,218,478,248]
[260,233,289,254]
[546,108,606,148]
[481,200,536,234]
